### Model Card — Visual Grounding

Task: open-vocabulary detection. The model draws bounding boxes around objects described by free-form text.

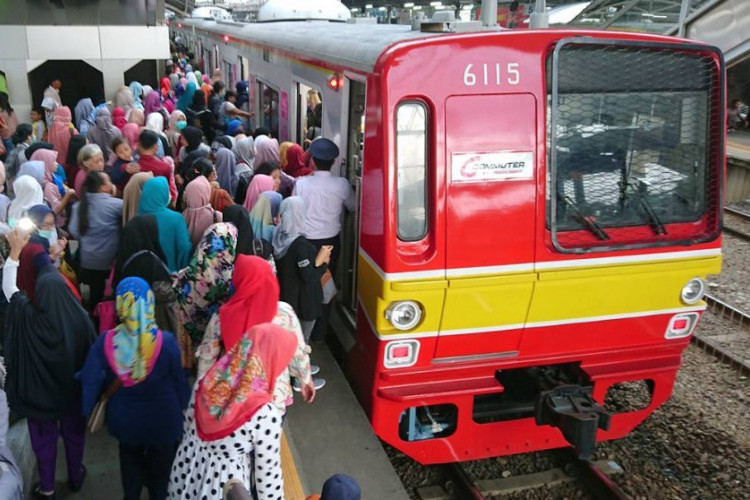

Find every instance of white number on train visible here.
[463,63,521,87]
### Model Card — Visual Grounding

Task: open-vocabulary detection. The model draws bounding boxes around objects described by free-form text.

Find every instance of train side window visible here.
[396,101,428,241]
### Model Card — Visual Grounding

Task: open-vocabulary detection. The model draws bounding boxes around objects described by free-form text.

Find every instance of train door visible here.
[339,79,366,325]
[435,94,538,359]
[257,80,279,139]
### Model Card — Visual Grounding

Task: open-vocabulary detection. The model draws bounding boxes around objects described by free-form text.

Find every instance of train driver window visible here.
[396,101,428,241]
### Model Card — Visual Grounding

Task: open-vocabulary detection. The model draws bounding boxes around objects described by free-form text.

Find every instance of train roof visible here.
[179,19,444,73]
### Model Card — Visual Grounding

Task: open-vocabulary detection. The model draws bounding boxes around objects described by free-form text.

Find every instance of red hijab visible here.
[18,243,52,305]
[112,107,127,130]
[219,255,279,351]
[195,323,297,441]
[284,144,313,178]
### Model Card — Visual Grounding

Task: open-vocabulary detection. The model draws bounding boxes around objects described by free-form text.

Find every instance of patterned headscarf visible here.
[104,277,163,386]
[195,323,296,441]
[174,223,238,343]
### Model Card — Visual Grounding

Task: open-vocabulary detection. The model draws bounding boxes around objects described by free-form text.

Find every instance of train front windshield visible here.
[547,40,722,251]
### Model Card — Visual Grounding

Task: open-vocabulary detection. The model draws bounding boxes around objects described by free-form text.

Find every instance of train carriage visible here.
[173,14,724,465]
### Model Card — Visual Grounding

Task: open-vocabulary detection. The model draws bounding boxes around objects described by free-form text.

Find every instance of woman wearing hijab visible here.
[64,135,87,188]
[242,173,275,213]
[283,143,314,178]
[187,91,214,144]
[252,190,282,240]
[31,149,76,225]
[17,160,45,187]
[169,323,298,499]
[127,108,145,127]
[176,125,207,167]
[173,222,236,346]
[223,205,273,260]
[80,277,189,500]
[28,204,67,267]
[138,177,192,272]
[47,106,78,166]
[5,124,33,188]
[87,107,122,159]
[194,252,318,399]
[182,176,222,247]
[121,123,140,150]
[3,230,96,499]
[68,171,122,310]
[73,99,96,137]
[114,86,136,116]
[129,81,145,111]
[254,136,280,167]
[166,110,187,157]
[121,171,153,225]
[273,197,330,343]
[7,176,43,227]
[214,147,238,197]
[144,93,165,122]
[176,81,197,114]
[112,107,128,131]
[144,113,171,158]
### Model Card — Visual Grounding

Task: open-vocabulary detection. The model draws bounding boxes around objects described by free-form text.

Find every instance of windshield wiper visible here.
[562,196,610,240]
[624,180,667,235]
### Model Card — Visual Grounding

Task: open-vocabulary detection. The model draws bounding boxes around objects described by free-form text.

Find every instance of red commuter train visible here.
[174,15,725,464]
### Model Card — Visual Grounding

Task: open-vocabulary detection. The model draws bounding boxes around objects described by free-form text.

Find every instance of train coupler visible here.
[534,385,611,460]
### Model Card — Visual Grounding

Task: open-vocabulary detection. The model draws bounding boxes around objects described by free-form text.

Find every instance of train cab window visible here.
[258,81,279,139]
[396,102,428,241]
[547,40,722,251]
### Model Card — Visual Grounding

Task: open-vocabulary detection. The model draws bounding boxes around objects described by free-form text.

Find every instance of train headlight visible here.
[681,278,705,304]
[385,301,422,331]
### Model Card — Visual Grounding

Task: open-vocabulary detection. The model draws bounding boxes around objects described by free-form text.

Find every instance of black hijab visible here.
[4,267,96,420]
[114,215,170,287]
[24,142,53,161]
[182,126,203,153]
[222,204,272,259]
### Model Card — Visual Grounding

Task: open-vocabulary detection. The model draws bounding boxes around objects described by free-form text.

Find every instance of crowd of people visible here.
[0,50,358,500]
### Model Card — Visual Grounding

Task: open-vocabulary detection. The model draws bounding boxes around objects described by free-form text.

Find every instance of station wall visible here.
[0,25,169,120]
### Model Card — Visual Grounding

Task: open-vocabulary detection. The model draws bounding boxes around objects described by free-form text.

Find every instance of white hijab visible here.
[8,176,44,224]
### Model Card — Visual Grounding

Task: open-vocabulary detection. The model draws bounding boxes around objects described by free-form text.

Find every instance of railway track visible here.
[419,453,628,499]
[723,207,750,241]
[691,293,750,375]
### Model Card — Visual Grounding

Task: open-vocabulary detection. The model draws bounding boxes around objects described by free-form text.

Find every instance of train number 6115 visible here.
[463,63,521,87]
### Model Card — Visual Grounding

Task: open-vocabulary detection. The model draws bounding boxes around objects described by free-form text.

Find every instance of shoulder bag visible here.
[87,376,121,434]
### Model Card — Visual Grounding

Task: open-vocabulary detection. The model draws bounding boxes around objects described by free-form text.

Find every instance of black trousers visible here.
[79,267,110,311]
[307,234,341,343]
[118,442,177,500]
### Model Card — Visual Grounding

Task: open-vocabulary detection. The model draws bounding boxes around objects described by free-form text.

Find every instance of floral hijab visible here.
[195,323,297,441]
[104,277,163,387]
[174,223,238,343]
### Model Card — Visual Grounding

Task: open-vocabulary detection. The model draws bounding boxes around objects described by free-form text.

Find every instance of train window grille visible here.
[396,101,429,242]
[547,39,723,253]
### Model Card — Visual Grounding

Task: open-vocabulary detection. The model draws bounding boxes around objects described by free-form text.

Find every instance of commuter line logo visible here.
[452,151,534,183]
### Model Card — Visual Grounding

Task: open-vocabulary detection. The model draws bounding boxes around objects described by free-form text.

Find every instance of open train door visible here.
[435,93,538,359]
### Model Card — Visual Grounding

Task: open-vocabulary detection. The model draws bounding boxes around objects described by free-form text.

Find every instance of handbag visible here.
[94,300,117,334]
[321,269,337,305]
[86,376,122,434]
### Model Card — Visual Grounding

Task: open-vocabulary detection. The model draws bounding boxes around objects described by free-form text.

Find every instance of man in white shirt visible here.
[293,138,355,342]
[42,79,62,128]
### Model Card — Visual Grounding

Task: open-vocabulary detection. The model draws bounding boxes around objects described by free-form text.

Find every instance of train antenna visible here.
[529,0,549,28]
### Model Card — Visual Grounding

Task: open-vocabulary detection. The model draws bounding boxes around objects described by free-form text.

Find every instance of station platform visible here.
[7,343,409,499]
[727,130,750,163]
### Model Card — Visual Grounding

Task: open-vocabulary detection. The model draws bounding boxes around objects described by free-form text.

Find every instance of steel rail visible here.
[691,294,750,375]
[441,463,486,500]
[723,207,750,241]
[557,449,631,500]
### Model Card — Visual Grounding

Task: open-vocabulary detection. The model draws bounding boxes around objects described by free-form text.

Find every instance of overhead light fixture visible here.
[404,2,415,7]
[430,1,443,6]
[365,3,373,8]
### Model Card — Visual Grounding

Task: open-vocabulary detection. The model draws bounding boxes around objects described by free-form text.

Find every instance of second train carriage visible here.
[173,17,725,465]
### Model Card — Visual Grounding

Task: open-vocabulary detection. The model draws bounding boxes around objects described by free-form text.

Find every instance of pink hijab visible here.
[242,174,275,213]
[112,107,127,130]
[128,108,145,126]
[253,137,280,167]
[47,106,78,165]
[182,176,222,246]
[122,123,140,149]
[31,149,64,221]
